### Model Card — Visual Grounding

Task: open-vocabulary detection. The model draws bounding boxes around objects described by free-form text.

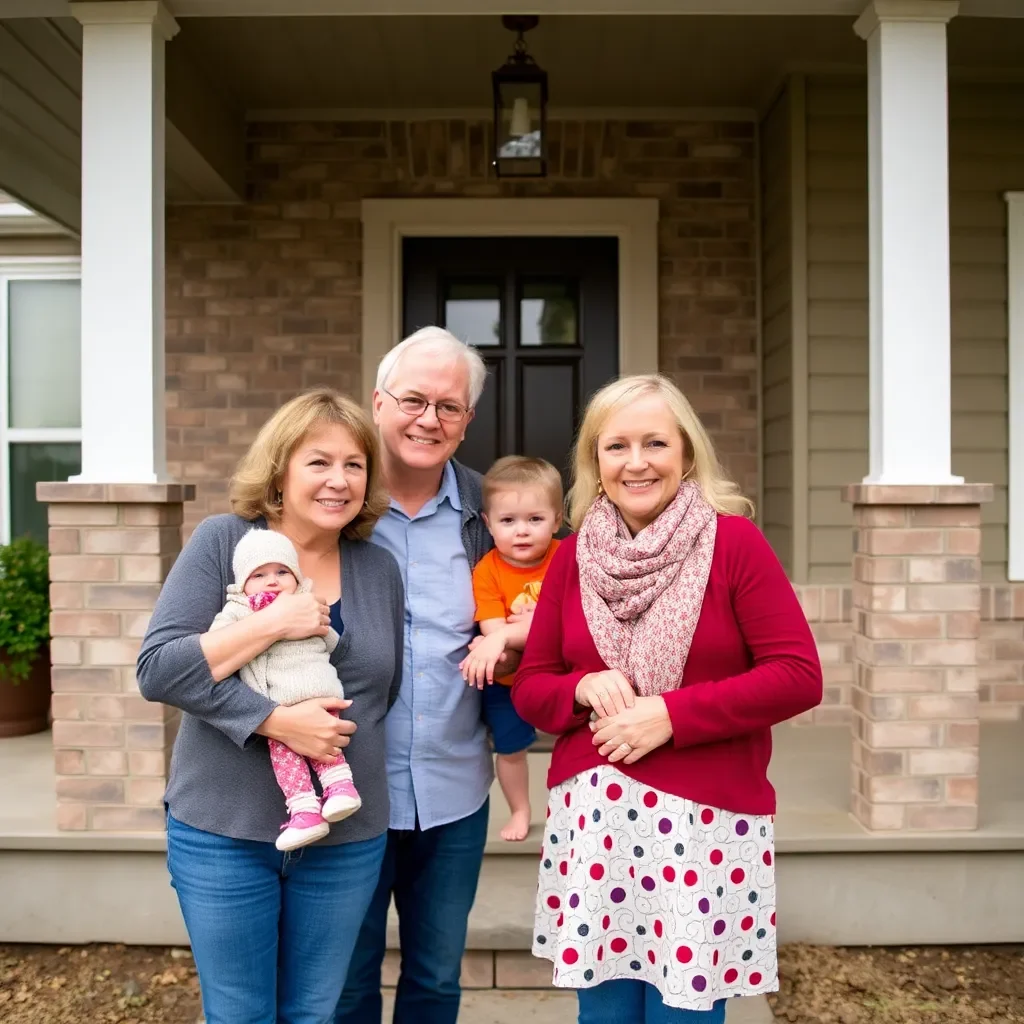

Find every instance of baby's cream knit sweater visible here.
[210,581,342,706]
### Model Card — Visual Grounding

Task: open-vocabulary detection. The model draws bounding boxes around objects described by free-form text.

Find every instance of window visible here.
[0,259,82,544]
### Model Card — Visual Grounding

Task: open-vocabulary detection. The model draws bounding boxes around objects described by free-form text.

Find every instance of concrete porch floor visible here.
[3,721,1023,852]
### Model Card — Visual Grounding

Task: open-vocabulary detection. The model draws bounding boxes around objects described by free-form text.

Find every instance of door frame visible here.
[360,197,659,405]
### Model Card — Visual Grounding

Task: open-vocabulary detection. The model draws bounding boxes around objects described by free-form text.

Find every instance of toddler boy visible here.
[461,456,562,841]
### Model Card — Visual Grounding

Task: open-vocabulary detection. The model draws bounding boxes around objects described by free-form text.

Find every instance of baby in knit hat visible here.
[210,528,361,851]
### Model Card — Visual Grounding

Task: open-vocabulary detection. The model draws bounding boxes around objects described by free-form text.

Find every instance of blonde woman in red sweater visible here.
[512,375,822,1024]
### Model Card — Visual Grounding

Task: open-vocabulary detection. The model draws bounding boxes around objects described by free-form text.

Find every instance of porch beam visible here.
[855,0,960,486]
[5,0,1018,15]
[70,1,178,483]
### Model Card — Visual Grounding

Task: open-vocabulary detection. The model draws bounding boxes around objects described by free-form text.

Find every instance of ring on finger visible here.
[618,742,632,753]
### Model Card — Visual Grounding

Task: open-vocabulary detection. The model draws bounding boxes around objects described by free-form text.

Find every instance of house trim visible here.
[360,198,660,407]
[1007,191,1024,582]
[789,74,810,583]
[0,199,69,238]
[72,1,179,39]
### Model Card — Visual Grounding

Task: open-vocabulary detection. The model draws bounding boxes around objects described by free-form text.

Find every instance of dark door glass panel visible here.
[444,281,502,347]
[520,280,577,347]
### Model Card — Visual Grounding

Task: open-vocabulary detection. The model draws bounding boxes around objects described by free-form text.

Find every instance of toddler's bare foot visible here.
[500,808,531,842]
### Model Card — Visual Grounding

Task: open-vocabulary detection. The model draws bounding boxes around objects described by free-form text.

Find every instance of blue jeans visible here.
[166,814,386,1024]
[336,799,489,1024]
[578,981,726,1024]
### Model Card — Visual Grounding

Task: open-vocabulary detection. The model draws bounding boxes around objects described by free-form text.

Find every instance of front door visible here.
[402,236,619,483]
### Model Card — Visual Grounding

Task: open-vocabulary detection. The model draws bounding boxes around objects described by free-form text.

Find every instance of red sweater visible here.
[511,515,822,815]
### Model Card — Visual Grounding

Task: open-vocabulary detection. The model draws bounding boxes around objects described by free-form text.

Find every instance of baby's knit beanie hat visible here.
[232,529,304,587]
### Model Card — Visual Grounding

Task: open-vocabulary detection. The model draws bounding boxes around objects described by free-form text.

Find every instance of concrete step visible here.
[388,855,537,950]
[529,732,557,753]
[381,989,775,1023]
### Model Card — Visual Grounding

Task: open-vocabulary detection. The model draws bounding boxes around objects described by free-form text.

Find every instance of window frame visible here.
[0,256,82,544]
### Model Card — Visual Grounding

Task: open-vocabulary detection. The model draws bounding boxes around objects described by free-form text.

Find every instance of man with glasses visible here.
[337,326,504,1024]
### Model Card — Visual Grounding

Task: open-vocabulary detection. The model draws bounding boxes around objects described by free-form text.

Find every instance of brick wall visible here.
[165,117,758,533]
[794,584,854,725]
[791,582,1024,724]
[41,484,191,832]
[978,584,1024,719]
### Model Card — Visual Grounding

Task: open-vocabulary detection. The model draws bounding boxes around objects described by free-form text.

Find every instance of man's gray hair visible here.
[376,326,487,409]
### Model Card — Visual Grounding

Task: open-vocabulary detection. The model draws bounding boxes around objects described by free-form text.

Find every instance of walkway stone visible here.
[381,989,775,1022]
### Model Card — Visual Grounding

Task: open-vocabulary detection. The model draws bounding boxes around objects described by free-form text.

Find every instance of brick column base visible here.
[37,482,195,832]
[843,483,993,831]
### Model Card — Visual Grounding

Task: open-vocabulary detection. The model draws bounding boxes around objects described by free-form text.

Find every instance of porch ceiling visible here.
[173,14,1024,114]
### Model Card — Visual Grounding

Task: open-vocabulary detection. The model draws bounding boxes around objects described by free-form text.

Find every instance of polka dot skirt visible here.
[532,765,778,1011]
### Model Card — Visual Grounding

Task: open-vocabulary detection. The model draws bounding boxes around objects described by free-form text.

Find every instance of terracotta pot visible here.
[0,648,51,738]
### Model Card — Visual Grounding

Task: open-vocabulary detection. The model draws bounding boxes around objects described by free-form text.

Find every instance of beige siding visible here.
[760,88,793,574]
[804,77,1018,582]
[805,78,868,581]
[948,82,1022,580]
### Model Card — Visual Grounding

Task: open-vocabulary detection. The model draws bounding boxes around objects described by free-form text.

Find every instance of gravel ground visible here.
[3,942,1022,1023]
[770,944,1024,1024]
[0,944,201,1024]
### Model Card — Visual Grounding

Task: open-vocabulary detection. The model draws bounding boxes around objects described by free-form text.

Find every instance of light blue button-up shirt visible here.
[371,462,494,831]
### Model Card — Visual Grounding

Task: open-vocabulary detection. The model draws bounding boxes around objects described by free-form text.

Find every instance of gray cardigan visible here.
[137,514,404,846]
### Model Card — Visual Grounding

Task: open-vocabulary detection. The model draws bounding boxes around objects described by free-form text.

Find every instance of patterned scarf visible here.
[576,481,717,697]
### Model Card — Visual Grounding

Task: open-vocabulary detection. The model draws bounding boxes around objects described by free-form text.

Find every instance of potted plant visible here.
[0,537,51,737]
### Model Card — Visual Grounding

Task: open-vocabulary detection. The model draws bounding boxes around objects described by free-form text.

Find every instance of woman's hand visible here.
[260,592,330,642]
[257,697,354,762]
[590,696,673,764]
[574,669,636,719]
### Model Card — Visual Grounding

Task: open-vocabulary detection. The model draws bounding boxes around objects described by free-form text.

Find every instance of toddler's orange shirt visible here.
[471,540,561,685]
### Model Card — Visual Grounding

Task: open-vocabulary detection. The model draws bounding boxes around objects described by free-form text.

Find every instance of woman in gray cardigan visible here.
[137,388,404,1024]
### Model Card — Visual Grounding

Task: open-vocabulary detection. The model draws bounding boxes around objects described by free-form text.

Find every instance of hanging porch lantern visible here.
[492,15,548,178]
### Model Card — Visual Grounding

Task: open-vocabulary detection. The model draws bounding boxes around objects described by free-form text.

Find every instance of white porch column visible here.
[71,1,178,483]
[854,0,960,485]
[845,1,994,835]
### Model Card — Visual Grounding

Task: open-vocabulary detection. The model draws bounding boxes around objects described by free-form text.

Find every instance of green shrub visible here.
[0,537,50,683]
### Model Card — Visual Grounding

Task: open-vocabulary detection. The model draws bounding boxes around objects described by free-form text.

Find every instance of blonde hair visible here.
[230,388,389,541]
[482,456,564,515]
[567,374,754,530]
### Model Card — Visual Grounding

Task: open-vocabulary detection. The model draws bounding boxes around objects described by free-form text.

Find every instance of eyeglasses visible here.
[382,387,469,423]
